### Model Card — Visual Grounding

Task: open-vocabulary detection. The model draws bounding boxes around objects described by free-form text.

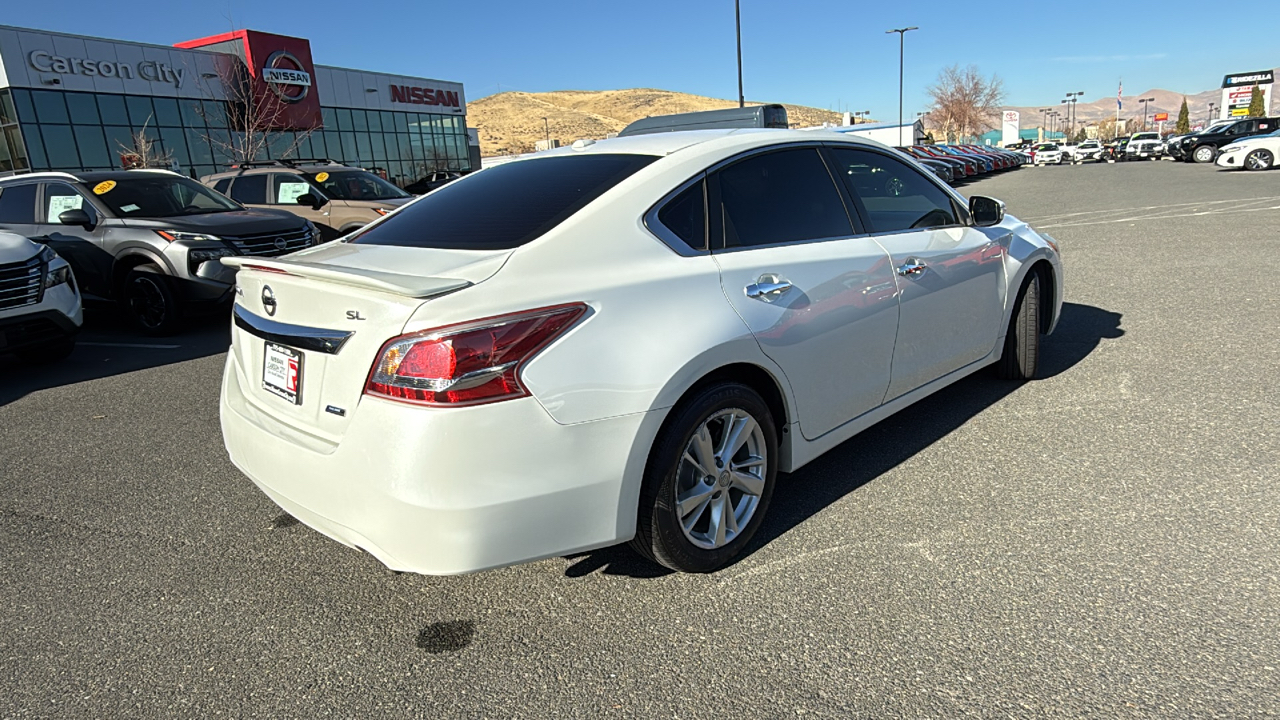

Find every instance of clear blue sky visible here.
[4,0,1274,122]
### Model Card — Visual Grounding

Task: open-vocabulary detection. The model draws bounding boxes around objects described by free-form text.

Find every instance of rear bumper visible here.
[219,353,649,575]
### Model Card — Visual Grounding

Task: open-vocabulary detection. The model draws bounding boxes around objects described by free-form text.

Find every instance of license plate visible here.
[263,342,303,404]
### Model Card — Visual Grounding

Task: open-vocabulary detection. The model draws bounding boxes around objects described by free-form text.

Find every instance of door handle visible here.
[897,259,927,277]
[745,277,792,302]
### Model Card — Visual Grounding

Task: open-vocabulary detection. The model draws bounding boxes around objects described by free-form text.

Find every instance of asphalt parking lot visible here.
[2,159,1278,718]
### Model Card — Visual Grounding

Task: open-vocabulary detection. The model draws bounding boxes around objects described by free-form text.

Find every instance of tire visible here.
[997,271,1041,381]
[631,382,778,573]
[1244,149,1274,171]
[123,264,181,336]
[1192,145,1217,164]
[15,336,75,365]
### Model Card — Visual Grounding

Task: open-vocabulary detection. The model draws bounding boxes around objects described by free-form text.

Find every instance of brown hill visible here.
[468,89,847,156]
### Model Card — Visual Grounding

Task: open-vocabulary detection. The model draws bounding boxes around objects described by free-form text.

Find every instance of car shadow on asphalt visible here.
[562,302,1124,579]
[0,308,230,407]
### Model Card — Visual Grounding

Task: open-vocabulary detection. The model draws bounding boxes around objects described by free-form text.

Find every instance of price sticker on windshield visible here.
[93,180,116,195]
[314,172,329,182]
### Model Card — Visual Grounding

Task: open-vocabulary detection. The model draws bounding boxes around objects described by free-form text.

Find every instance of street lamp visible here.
[1138,97,1156,131]
[886,26,919,146]
[540,116,549,146]
[1208,102,1217,125]
[1040,108,1050,140]
[1064,91,1084,139]
[853,110,870,124]
[735,0,744,108]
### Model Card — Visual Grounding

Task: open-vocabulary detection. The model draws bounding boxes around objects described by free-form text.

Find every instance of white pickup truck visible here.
[1124,132,1164,160]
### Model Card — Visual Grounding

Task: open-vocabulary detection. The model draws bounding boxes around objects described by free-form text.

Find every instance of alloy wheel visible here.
[1244,150,1273,171]
[129,276,168,329]
[674,408,767,550]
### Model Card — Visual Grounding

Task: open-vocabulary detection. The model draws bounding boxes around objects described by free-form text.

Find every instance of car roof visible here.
[528,128,892,162]
[0,169,184,185]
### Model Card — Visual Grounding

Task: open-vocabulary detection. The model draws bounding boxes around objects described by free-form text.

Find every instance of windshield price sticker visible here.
[314,172,329,182]
[93,180,116,195]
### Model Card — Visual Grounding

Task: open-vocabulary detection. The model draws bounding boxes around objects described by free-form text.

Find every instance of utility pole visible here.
[886,27,918,146]
[735,0,744,108]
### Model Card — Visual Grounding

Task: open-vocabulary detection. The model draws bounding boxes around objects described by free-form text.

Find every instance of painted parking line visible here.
[78,342,182,349]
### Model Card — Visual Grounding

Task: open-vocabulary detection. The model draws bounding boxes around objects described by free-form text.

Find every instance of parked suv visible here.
[0,229,82,363]
[203,160,415,240]
[1178,117,1280,163]
[1124,132,1163,160]
[0,170,317,335]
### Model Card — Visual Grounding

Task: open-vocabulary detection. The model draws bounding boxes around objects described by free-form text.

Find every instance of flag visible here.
[1118,80,1123,111]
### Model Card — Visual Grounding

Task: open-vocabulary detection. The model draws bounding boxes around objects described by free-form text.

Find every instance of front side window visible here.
[715,148,854,248]
[828,147,958,234]
[43,183,96,224]
[92,175,241,218]
[352,154,656,250]
[305,170,408,201]
[270,173,314,205]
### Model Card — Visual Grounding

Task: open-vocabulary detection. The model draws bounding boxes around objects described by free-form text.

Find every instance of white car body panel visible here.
[0,231,83,347]
[220,128,1063,575]
[1215,134,1280,169]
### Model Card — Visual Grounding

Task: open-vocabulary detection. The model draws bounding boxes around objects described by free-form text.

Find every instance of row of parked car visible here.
[896,144,1028,184]
[1017,115,1280,169]
[0,160,433,362]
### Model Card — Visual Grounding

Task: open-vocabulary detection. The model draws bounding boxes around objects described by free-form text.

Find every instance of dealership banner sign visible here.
[1001,110,1019,146]
[1220,70,1273,119]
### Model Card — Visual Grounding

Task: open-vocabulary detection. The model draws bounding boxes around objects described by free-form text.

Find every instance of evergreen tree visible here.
[1247,86,1265,117]
[1176,98,1191,134]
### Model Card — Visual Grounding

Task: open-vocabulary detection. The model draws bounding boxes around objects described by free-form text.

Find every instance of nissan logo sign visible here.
[273,237,288,251]
[261,285,277,316]
[262,50,312,104]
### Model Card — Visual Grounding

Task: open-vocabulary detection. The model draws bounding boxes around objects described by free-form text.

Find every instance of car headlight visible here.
[44,264,71,288]
[1220,145,1242,153]
[303,220,324,245]
[188,248,239,264]
[372,208,390,217]
[156,230,223,244]
[39,245,58,263]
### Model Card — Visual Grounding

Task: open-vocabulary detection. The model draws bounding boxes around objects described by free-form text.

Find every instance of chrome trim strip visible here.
[232,304,354,355]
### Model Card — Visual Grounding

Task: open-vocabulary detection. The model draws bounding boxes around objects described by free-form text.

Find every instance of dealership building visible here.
[0,25,475,186]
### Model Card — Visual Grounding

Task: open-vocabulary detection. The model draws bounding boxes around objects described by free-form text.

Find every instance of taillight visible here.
[365,303,587,406]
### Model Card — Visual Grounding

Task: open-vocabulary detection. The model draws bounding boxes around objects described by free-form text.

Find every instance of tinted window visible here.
[655,179,706,250]
[230,174,267,204]
[213,178,232,194]
[93,175,240,218]
[829,147,958,233]
[305,170,408,201]
[43,183,97,224]
[352,154,656,250]
[0,183,37,223]
[716,148,853,248]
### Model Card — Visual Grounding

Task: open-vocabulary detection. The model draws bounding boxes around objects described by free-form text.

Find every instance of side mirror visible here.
[58,208,94,229]
[296,193,328,210]
[969,196,1005,227]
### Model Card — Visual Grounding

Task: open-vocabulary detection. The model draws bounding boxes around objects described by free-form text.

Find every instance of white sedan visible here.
[220,129,1063,575]
[1215,129,1280,170]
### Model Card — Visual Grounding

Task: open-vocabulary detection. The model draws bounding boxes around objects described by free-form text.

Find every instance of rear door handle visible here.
[897,259,927,277]
[745,276,792,302]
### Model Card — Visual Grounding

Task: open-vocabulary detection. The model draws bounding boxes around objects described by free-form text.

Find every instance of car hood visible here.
[118,208,307,235]
[0,231,39,262]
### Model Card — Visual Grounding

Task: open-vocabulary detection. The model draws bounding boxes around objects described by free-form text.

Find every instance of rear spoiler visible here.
[221,256,470,299]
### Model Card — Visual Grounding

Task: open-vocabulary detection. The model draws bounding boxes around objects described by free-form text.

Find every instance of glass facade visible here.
[0,88,471,187]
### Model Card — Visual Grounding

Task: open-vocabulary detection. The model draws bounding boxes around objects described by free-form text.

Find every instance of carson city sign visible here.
[28,50,186,88]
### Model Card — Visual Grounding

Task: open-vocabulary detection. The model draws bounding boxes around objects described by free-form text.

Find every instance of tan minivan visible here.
[202,161,415,241]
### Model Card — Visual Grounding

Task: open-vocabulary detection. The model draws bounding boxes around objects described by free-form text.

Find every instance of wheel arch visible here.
[111,250,169,298]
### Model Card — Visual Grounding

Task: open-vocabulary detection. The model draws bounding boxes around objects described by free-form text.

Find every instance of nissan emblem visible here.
[274,237,288,251]
[262,285,277,317]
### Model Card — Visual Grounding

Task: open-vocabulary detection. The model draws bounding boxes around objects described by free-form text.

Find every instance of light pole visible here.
[1061,98,1070,138]
[540,116,549,146]
[1040,108,1050,140]
[1064,91,1084,139]
[886,26,919,146]
[853,110,870,124]
[1139,97,1155,130]
[1207,102,1217,125]
[735,0,744,108]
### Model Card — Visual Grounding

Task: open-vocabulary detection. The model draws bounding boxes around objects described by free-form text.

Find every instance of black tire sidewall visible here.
[998,272,1041,380]
[636,383,778,573]
[124,265,180,335]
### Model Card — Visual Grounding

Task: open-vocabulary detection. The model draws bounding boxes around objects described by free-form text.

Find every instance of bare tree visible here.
[926,65,1005,143]
[196,57,312,165]
[115,117,173,169]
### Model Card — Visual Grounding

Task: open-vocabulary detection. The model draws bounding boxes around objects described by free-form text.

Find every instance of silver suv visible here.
[0,230,82,363]
[0,170,317,334]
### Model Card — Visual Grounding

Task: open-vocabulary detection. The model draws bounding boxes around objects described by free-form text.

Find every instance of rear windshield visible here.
[350,154,657,250]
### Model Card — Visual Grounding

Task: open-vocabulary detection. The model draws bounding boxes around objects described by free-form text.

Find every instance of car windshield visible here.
[350,154,657,250]
[1133,133,1158,141]
[1037,144,1058,151]
[305,170,410,201]
[91,174,241,218]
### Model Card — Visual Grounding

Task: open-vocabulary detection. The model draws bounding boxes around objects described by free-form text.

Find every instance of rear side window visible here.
[230,174,267,204]
[0,183,37,223]
[655,180,706,251]
[212,178,232,194]
[715,148,853,248]
[351,154,656,250]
